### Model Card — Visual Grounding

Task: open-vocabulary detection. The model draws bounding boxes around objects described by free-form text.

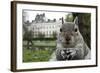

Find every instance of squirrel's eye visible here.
[60,28,62,32]
[74,28,77,32]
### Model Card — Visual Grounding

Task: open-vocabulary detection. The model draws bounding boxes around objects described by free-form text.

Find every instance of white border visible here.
[17,3,96,69]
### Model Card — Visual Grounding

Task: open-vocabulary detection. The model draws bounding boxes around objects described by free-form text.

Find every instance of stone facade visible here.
[23,13,62,38]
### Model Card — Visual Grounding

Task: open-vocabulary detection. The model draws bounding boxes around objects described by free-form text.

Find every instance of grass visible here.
[23,40,56,62]
[23,48,55,62]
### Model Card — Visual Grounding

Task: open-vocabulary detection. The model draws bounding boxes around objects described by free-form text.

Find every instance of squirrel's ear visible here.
[74,17,78,25]
[62,17,64,24]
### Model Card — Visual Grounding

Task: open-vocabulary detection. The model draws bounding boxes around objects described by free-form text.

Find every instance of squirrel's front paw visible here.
[56,48,77,60]
[60,49,76,60]
[61,49,72,60]
[68,49,77,60]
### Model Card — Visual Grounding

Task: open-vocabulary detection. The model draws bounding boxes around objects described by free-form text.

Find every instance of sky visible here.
[23,10,69,22]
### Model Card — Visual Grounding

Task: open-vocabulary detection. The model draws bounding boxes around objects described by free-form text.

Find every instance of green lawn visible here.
[23,40,56,62]
[23,48,55,62]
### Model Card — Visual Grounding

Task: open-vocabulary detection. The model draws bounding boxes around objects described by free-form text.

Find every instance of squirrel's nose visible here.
[66,36,71,41]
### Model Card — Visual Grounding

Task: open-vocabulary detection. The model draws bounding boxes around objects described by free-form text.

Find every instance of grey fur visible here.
[49,17,91,61]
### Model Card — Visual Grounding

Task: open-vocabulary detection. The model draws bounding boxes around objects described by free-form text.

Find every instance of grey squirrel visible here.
[50,17,91,61]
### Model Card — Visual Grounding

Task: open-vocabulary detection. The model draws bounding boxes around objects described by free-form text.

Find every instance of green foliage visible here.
[23,31,33,41]
[38,32,45,38]
[53,18,56,22]
[52,32,57,38]
[65,13,73,22]
[80,13,91,48]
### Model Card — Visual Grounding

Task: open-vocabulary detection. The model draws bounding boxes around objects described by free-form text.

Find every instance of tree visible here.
[38,32,45,38]
[48,19,50,22]
[23,24,34,50]
[53,18,56,22]
[52,32,57,38]
[65,13,73,22]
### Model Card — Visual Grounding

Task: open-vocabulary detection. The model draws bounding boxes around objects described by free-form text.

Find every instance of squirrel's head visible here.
[58,17,80,48]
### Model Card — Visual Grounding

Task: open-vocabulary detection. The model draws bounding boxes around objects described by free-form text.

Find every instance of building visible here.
[23,13,63,38]
[32,22,62,38]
